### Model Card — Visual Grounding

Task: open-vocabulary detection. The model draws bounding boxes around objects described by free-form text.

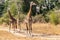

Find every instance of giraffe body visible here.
[8,9,17,32]
[24,1,36,34]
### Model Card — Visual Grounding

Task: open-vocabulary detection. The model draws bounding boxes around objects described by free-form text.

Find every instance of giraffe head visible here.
[30,1,36,7]
[7,7,11,13]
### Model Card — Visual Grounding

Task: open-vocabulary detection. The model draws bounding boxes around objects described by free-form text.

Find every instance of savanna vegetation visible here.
[0,0,60,25]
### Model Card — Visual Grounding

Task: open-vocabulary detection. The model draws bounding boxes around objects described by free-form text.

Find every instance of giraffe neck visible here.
[8,10,16,21]
[27,5,32,17]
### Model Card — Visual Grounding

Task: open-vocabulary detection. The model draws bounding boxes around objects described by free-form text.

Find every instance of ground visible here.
[21,23,60,35]
[0,23,60,40]
[0,30,42,40]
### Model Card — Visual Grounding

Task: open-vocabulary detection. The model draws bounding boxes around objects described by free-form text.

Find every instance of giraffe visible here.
[7,8,17,32]
[24,1,36,34]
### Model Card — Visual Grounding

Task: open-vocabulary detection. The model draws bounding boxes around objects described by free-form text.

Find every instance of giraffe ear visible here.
[30,1,33,5]
[7,7,11,13]
[8,8,10,10]
[30,1,36,5]
[33,3,36,5]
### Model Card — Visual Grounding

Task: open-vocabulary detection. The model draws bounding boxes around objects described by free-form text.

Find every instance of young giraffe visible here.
[24,1,36,34]
[7,8,17,32]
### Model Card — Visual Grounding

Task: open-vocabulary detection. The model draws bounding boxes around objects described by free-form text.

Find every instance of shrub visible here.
[15,13,26,22]
[19,13,26,22]
[49,11,59,25]
[33,14,45,23]
[0,12,9,24]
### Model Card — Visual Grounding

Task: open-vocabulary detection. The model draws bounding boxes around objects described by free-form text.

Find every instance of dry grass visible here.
[0,30,42,40]
[0,23,60,40]
[21,23,60,35]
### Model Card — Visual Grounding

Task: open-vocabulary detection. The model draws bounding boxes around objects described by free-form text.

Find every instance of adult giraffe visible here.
[7,8,17,32]
[24,1,36,34]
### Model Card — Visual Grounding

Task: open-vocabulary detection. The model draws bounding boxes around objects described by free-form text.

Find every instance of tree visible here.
[0,3,5,17]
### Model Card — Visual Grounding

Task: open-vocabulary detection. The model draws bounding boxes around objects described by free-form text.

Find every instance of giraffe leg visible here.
[28,24,30,34]
[14,27,15,32]
[10,23,13,31]
[15,23,17,29]
[26,23,29,34]
[15,24,17,32]
[28,21,32,35]
[13,25,16,33]
[30,22,32,31]
[19,23,21,30]
[26,23,28,30]
[29,24,31,35]
[14,23,17,33]
[9,22,11,32]
[12,23,15,33]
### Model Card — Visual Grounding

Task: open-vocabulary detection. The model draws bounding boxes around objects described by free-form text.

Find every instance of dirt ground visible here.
[0,23,60,40]
[0,30,43,40]
[21,23,60,35]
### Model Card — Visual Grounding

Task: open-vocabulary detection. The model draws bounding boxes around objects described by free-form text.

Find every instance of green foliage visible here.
[0,13,9,24]
[19,13,26,22]
[33,14,45,23]
[0,4,5,16]
[10,3,17,16]
[0,0,60,24]
[44,15,50,23]
[59,18,60,24]
[22,0,38,13]
[3,0,9,12]
[49,11,59,25]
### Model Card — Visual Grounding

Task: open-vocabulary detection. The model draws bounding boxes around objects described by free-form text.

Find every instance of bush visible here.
[49,11,59,25]
[33,14,45,23]
[0,12,9,24]
[15,13,26,22]
[0,12,26,24]
[19,13,26,22]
